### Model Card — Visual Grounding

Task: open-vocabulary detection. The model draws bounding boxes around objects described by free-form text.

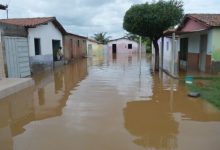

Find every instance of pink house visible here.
[107,38,138,54]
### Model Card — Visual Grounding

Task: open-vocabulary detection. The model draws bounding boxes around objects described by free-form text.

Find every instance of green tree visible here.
[123,0,183,71]
[93,32,111,44]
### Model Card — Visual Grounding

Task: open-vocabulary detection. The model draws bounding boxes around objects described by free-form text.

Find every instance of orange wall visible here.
[63,35,87,61]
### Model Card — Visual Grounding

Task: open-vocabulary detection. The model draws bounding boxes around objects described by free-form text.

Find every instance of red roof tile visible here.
[187,14,220,27]
[0,17,55,27]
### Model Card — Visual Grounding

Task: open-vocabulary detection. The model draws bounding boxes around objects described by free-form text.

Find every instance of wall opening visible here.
[34,38,41,55]
[112,44,117,54]
[52,40,61,61]
[128,44,132,49]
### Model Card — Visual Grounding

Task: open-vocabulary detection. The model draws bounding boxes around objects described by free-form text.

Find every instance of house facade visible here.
[152,36,180,74]
[87,39,104,57]
[107,38,139,54]
[63,33,87,63]
[177,14,220,73]
[0,17,66,74]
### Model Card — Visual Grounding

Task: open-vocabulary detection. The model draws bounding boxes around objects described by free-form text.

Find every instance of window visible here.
[128,44,132,49]
[77,40,80,47]
[34,38,41,55]
[166,41,169,51]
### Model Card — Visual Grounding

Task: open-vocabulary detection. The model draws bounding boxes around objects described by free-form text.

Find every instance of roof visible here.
[177,14,220,31]
[66,32,87,39]
[0,17,66,34]
[109,37,137,42]
[188,14,220,27]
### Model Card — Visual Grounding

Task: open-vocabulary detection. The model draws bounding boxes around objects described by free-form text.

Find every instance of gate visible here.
[4,36,31,78]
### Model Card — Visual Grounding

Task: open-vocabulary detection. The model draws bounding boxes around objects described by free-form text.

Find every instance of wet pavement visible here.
[1,53,220,150]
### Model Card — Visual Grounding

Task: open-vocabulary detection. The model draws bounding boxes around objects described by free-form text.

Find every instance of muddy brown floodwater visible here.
[1,53,220,150]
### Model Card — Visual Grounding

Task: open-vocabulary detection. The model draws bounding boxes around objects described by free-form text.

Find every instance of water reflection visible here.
[33,59,88,120]
[124,74,220,150]
[0,87,34,150]
[1,52,220,150]
[0,60,88,150]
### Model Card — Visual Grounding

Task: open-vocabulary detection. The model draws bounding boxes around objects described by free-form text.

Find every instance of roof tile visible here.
[188,14,220,27]
[0,17,55,27]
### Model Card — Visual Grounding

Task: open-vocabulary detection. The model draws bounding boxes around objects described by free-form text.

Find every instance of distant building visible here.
[107,37,139,54]
[63,33,87,63]
[87,39,103,57]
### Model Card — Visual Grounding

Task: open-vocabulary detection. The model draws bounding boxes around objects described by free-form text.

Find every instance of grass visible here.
[187,77,220,109]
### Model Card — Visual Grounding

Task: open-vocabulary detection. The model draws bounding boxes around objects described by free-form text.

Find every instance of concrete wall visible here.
[209,28,220,61]
[28,22,63,56]
[180,29,220,73]
[0,24,27,37]
[28,22,63,72]
[108,39,138,54]
[87,40,104,57]
[180,30,211,54]
[152,37,179,74]
[63,35,87,62]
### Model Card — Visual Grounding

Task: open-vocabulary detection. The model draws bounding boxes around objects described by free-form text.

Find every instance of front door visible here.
[52,40,61,61]
[199,34,208,72]
[112,44,117,54]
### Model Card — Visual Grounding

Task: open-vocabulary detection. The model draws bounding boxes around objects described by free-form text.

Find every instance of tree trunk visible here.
[152,40,159,71]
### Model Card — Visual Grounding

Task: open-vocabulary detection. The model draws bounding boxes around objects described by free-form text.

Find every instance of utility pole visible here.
[139,36,142,75]
[0,4,8,19]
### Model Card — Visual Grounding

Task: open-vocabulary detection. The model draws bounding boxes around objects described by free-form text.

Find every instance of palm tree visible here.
[93,32,111,44]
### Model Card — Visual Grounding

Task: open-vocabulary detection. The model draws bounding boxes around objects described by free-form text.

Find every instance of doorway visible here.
[179,38,188,71]
[112,44,117,54]
[199,34,208,72]
[52,40,61,61]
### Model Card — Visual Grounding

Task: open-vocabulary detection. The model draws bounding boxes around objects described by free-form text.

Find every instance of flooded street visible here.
[1,53,220,150]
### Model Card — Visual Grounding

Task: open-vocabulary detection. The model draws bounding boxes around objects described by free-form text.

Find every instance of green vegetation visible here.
[93,32,111,44]
[188,77,220,108]
[123,0,184,71]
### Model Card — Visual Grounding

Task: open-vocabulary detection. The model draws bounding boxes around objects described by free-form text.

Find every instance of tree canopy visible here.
[93,32,111,44]
[123,0,184,70]
[123,0,183,41]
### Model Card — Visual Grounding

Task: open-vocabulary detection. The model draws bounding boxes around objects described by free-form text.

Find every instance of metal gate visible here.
[4,36,31,78]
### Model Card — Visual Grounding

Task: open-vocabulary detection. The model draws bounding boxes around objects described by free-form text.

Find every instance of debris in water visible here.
[188,92,200,98]
[185,76,193,84]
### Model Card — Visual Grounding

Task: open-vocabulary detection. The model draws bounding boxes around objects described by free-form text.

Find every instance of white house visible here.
[152,35,180,75]
[108,38,139,54]
[0,17,66,73]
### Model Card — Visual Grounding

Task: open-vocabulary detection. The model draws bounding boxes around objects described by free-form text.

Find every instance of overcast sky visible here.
[0,0,219,39]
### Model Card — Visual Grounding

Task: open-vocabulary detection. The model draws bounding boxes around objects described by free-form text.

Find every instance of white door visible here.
[4,36,31,78]
[199,34,208,72]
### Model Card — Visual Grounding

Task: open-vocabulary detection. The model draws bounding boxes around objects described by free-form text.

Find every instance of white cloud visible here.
[0,0,219,38]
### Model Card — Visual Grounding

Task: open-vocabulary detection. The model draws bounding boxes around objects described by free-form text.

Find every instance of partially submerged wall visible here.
[209,28,220,73]
[0,33,5,78]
